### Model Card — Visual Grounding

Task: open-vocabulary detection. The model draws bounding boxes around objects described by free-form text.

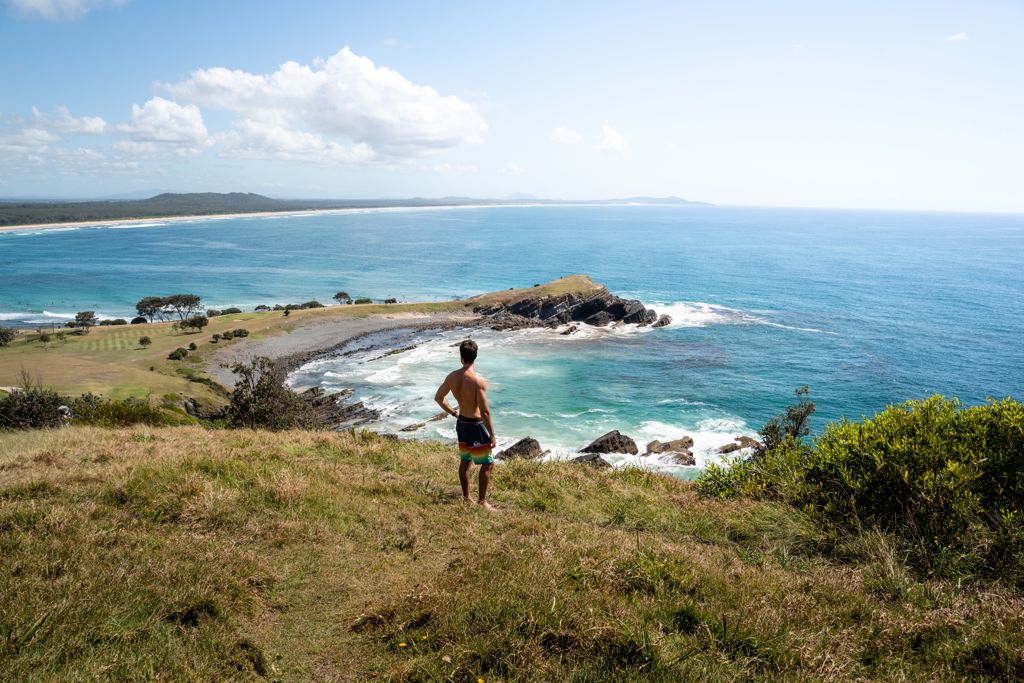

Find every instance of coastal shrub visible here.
[138,336,152,348]
[211,334,221,343]
[221,331,234,341]
[334,291,351,304]
[225,356,317,430]
[206,309,222,317]
[188,342,197,351]
[384,298,398,304]
[299,300,324,309]
[68,393,188,427]
[698,394,1024,585]
[222,307,242,315]
[0,374,66,429]
[181,315,209,333]
[255,304,270,311]
[38,332,51,344]
[354,297,373,305]
[0,326,17,346]
[168,348,188,361]
[272,304,286,311]
[130,316,148,325]
[232,328,249,338]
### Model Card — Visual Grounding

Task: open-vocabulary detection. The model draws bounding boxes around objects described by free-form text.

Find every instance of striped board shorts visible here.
[456,415,494,465]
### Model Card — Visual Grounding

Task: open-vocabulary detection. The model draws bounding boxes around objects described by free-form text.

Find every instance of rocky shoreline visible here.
[473,285,671,332]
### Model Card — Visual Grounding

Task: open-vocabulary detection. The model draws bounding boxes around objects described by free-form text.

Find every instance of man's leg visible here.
[458,459,472,502]
[477,462,494,509]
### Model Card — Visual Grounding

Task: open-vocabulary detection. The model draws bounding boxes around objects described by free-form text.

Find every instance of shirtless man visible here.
[434,339,497,509]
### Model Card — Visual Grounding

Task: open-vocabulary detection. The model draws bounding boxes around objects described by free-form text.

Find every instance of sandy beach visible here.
[205,310,479,387]
[0,207,368,233]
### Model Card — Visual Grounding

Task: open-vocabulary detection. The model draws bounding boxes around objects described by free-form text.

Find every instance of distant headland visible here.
[0,191,710,230]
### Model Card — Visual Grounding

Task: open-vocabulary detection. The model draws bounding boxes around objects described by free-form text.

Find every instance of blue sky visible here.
[0,0,1021,211]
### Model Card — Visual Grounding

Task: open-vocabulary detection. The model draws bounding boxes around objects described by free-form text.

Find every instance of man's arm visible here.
[434,377,457,417]
[477,380,496,448]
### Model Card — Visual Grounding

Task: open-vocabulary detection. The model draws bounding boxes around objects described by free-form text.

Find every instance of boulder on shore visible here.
[718,435,761,454]
[572,452,613,468]
[651,314,673,328]
[671,451,696,466]
[580,430,638,455]
[497,437,545,461]
[645,436,694,454]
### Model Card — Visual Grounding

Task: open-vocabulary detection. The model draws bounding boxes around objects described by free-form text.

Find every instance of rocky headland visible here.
[473,285,671,332]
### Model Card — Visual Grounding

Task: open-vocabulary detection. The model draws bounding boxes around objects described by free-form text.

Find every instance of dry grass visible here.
[2,426,1022,681]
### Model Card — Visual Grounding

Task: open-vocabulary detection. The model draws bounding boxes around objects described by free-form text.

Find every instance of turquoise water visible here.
[3,206,1023,473]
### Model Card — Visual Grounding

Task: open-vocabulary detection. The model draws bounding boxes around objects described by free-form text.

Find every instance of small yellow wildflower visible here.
[421,635,428,640]
[398,642,407,648]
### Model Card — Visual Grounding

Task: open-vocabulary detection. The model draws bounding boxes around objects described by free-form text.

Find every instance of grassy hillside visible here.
[0,275,600,406]
[2,427,1021,681]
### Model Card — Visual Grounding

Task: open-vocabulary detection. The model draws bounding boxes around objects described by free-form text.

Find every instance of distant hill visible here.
[0,192,709,227]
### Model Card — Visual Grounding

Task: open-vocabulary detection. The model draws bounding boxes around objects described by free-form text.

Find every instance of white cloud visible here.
[32,105,106,134]
[504,162,525,175]
[216,119,375,165]
[7,0,127,21]
[162,46,486,164]
[116,96,209,156]
[594,124,628,153]
[552,126,582,145]
[944,32,968,43]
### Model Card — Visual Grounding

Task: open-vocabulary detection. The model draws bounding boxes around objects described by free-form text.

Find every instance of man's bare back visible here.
[434,339,496,509]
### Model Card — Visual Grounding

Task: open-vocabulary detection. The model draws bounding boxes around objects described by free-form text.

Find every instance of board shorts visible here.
[456,415,494,465]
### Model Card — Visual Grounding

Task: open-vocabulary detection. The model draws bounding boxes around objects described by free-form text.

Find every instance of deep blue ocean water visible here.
[3,206,1023,473]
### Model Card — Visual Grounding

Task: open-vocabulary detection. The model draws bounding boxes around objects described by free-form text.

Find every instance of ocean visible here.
[3,205,1023,475]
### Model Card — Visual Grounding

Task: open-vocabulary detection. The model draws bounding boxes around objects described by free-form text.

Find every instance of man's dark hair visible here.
[460,339,478,364]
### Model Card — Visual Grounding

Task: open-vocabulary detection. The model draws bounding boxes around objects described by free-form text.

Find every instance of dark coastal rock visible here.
[399,421,426,432]
[651,314,672,328]
[583,311,615,327]
[718,435,761,454]
[671,451,696,466]
[561,324,579,336]
[299,386,380,429]
[427,411,449,422]
[580,430,639,455]
[572,452,613,468]
[645,436,694,454]
[498,437,546,461]
[473,286,661,331]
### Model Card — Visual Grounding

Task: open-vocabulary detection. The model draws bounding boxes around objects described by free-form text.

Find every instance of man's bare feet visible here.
[478,500,495,511]
[463,496,474,505]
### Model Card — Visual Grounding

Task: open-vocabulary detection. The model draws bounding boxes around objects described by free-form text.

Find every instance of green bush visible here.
[0,377,65,429]
[353,297,373,305]
[221,331,234,341]
[69,393,190,427]
[232,328,248,338]
[0,326,18,346]
[225,356,317,431]
[168,348,188,361]
[697,395,1024,585]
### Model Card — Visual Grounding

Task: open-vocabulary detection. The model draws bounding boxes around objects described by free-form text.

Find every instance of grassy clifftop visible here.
[2,427,1021,681]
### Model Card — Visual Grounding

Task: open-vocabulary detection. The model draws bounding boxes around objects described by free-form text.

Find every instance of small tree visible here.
[334,291,352,305]
[74,311,98,334]
[181,315,209,333]
[226,356,317,430]
[0,326,17,346]
[136,296,169,322]
[165,294,203,321]
[139,336,152,348]
[757,385,815,456]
